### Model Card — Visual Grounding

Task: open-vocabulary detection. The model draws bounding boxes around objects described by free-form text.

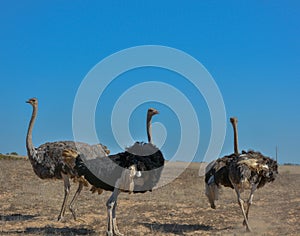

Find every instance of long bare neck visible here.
[230,118,239,155]
[26,105,37,156]
[147,114,153,143]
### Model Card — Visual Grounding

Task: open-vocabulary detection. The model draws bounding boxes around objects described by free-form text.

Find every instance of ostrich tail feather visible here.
[205,179,218,209]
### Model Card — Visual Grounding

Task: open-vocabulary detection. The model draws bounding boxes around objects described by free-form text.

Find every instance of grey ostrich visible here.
[26,97,109,221]
[62,108,165,236]
[205,117,278,232]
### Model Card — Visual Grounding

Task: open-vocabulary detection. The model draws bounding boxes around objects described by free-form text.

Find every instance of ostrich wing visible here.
[70,144,165,193]
[34,141,107,179]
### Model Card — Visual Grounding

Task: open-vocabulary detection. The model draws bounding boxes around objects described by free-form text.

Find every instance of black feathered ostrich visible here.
[26,98,109,221]
[62,108,165,236]
[205,117,278,232]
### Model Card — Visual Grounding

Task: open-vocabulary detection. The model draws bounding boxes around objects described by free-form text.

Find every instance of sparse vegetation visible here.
[0,160,299,235]
[0,153,27,160]
[283,163,300,166]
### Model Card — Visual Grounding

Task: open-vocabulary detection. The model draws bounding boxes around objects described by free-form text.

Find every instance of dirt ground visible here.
[1,158,299,236]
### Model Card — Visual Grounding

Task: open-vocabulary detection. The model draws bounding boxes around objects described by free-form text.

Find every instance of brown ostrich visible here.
[205,117,278,232]
[26,97,109,221]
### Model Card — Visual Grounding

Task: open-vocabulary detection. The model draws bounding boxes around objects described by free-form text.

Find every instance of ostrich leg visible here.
[243,184,258,226]
[106,188,123,236]
[69,181,84,220]
[58,173,71,221]
[112,199,123,235]
[234,187,252,232]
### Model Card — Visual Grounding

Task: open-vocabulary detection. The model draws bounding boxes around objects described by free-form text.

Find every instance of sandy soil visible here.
[0,159,299,235]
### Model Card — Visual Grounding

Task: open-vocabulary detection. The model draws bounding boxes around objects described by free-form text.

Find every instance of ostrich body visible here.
[63,108,165,236]
[205,117,278,232]
[26,98,108,221]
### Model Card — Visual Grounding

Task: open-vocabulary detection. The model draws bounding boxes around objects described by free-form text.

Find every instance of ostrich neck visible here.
[147,115,152,143]
[231,122,239,155]
[26,105,37,157]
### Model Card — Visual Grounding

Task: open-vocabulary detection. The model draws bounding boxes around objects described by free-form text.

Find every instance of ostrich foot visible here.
[112,218,124,236]
[57,215,64,222]
[115,232,124,236]
[243,219,252,232]
[106,231,123,236]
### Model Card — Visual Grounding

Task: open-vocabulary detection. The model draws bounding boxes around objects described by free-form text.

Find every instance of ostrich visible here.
[26,97,109,221]
[205,117,278,232]
[62,108,165,236]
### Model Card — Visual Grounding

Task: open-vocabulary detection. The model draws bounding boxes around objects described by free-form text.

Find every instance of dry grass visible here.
[0,159,299,235]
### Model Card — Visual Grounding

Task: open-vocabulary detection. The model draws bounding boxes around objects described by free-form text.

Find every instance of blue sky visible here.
[0,1,299,164]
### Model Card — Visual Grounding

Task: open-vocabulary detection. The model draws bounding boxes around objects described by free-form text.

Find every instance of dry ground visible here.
[0,158,299,235]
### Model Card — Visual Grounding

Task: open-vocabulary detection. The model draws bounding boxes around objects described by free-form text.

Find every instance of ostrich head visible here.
[230,117,238,126]
[26,97,38,107]
[147,108,159,117]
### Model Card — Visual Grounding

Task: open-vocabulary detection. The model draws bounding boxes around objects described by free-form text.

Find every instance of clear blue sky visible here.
[0,1,299,164]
